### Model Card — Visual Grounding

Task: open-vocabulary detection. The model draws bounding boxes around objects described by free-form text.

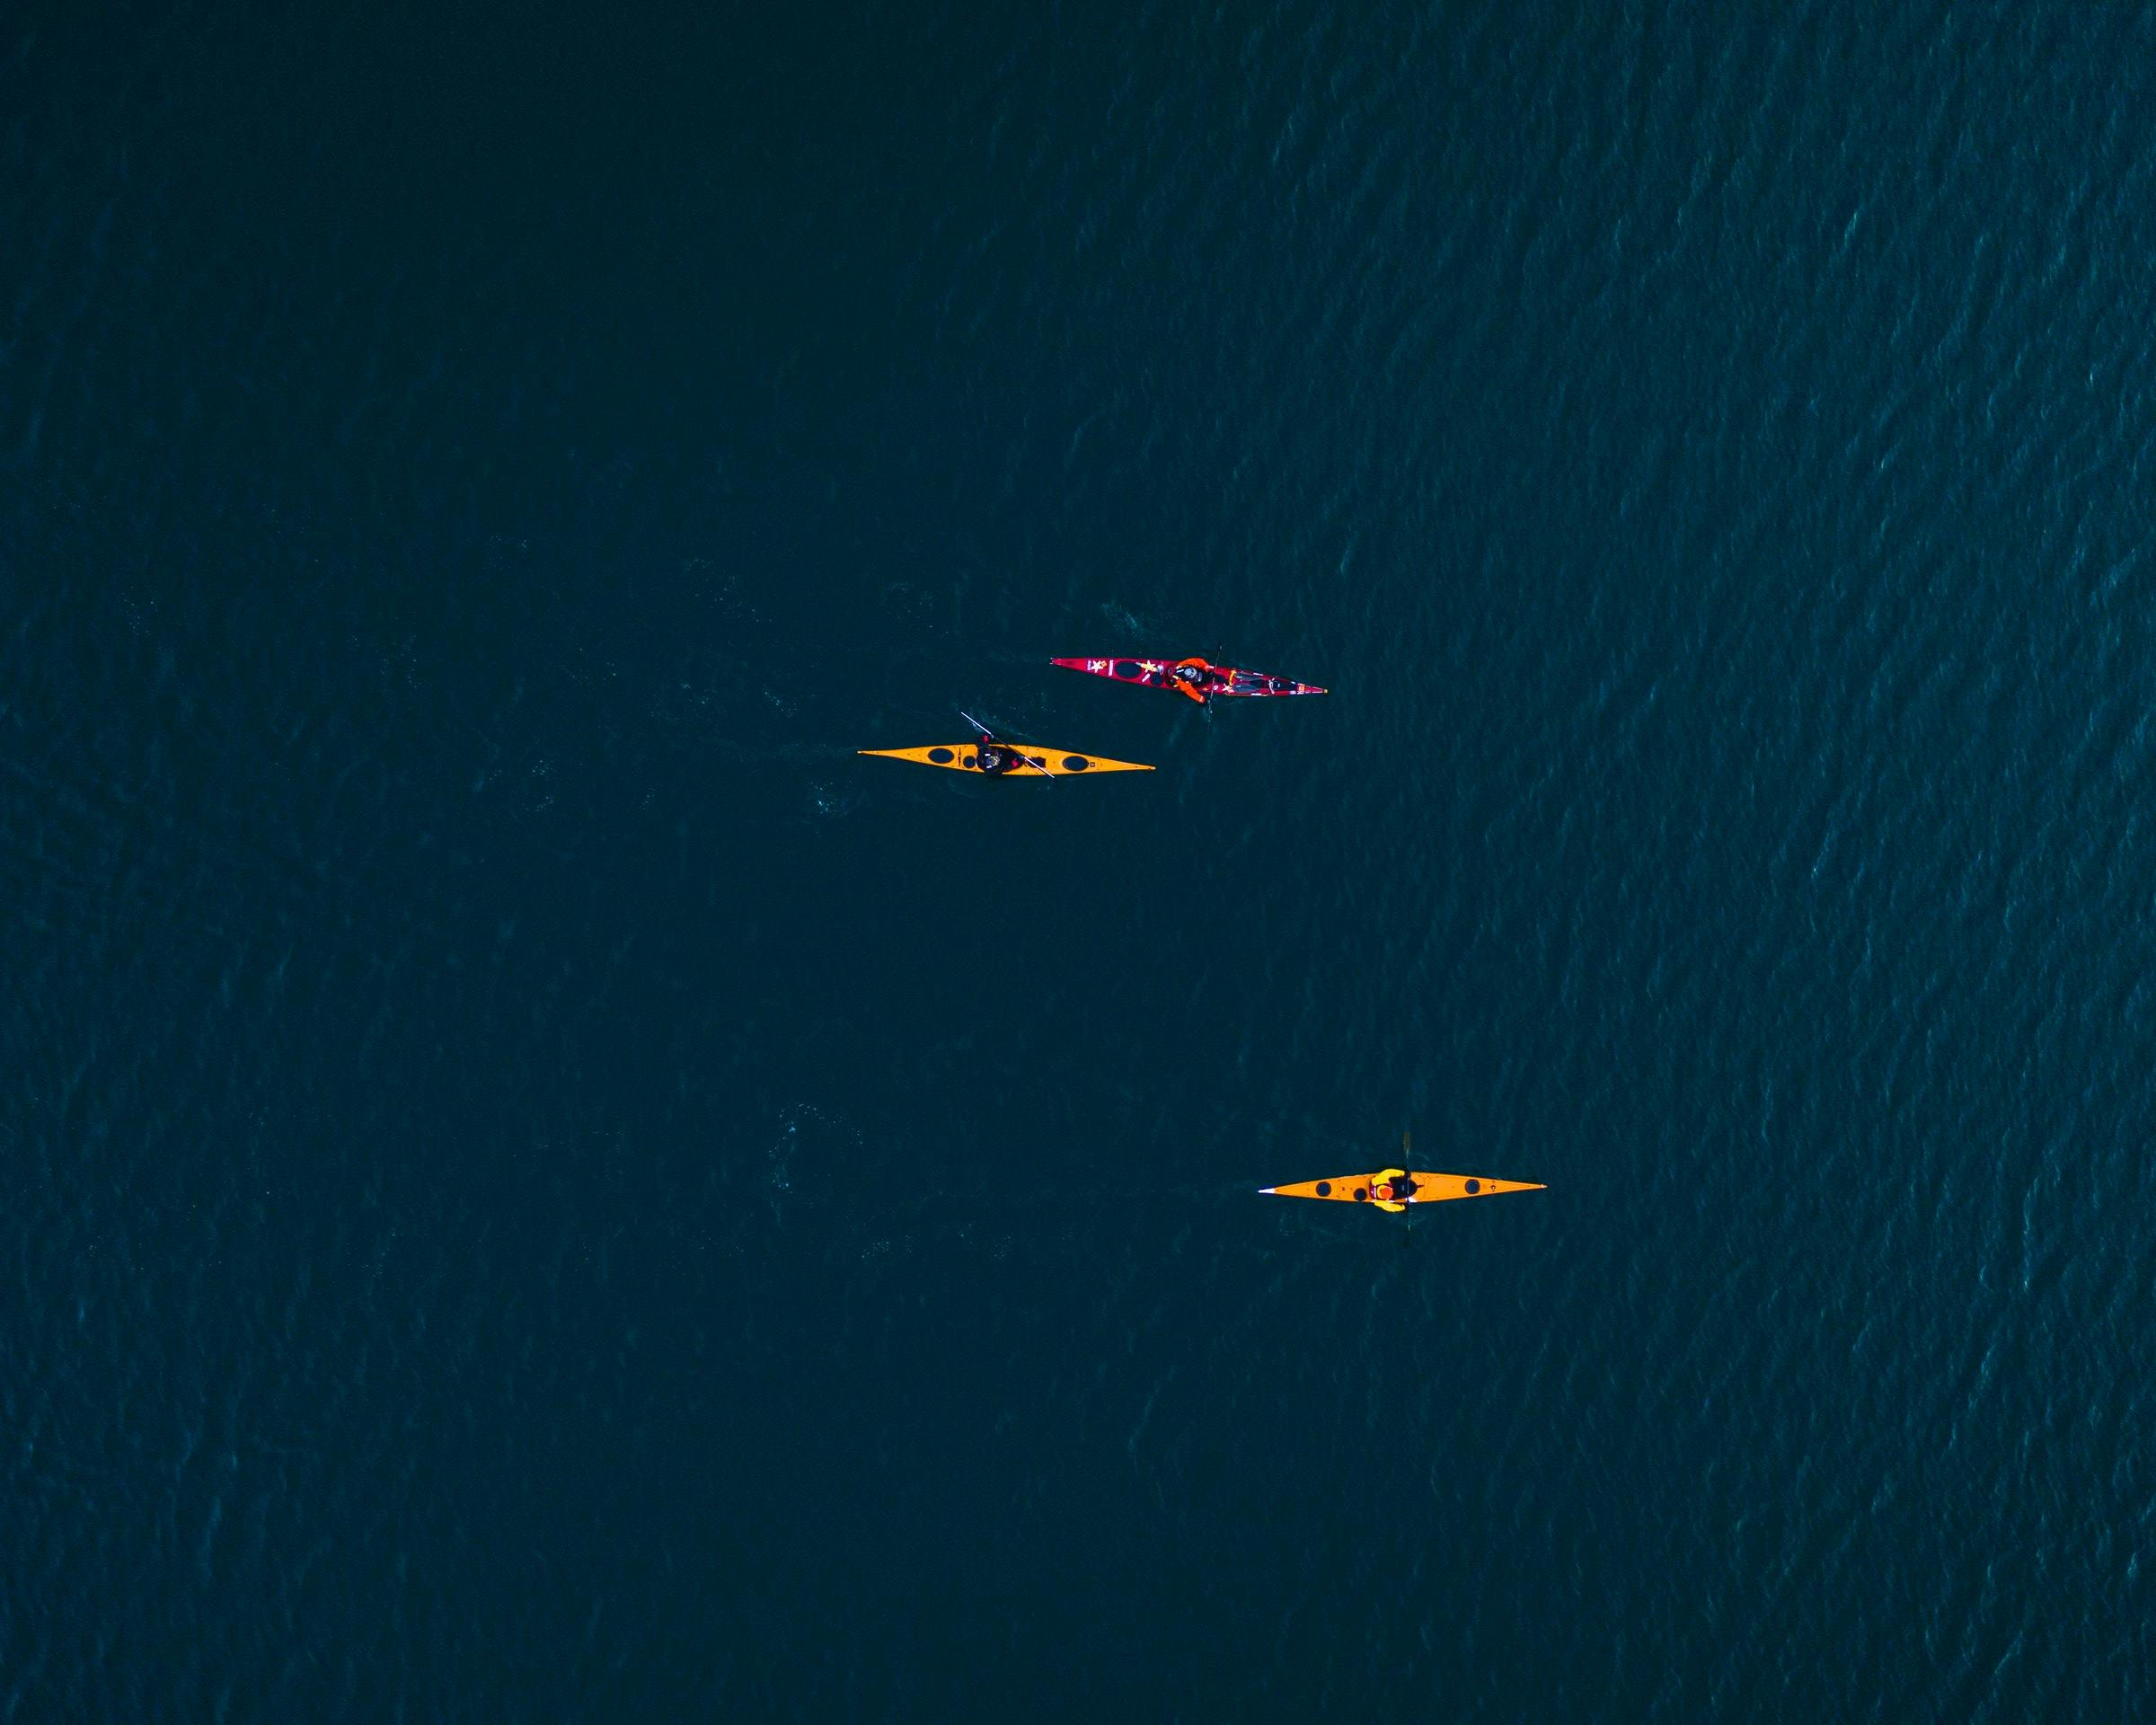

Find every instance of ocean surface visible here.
[5,0,2155,1718]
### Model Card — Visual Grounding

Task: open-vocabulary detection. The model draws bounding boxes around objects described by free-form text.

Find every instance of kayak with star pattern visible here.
[1051,657,1327,698]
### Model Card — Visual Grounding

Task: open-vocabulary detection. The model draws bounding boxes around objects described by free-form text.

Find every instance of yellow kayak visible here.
[858,744,1153,776]
[1260,1171,1545,1208]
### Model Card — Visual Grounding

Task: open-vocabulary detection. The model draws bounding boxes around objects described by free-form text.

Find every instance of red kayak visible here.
[1050,656,1327,701]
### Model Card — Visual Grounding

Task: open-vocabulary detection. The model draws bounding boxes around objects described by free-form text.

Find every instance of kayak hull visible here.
[858,744,1153,776]
[1260,1172,1545,1207]
[1051,657,1327,698]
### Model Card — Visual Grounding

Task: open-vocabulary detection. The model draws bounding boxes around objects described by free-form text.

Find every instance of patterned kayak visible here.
[1051,657,1327,698]
[1260,1171,1545,1208]
[858,744,1153,776]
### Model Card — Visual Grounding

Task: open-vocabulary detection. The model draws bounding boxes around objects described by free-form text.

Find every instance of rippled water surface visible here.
[5,1,2154,1717]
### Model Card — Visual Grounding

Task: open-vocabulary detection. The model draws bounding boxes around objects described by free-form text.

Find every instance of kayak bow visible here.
[858,744,1153,776]
[1051,657,1327,698]
[1259,1172,1545,1208]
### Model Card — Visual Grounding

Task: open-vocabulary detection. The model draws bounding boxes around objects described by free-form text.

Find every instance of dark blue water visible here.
[7,1,2155,1717]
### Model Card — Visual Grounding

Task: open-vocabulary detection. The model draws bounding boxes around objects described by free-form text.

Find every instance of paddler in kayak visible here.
[1166,658,1219,703]
[974,736,1029,776]
[1366,1169,1413,1213]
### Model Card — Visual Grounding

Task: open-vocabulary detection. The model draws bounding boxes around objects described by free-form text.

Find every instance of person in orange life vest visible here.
[1366,1169,1411,1213]
[1167,658,1217,703]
